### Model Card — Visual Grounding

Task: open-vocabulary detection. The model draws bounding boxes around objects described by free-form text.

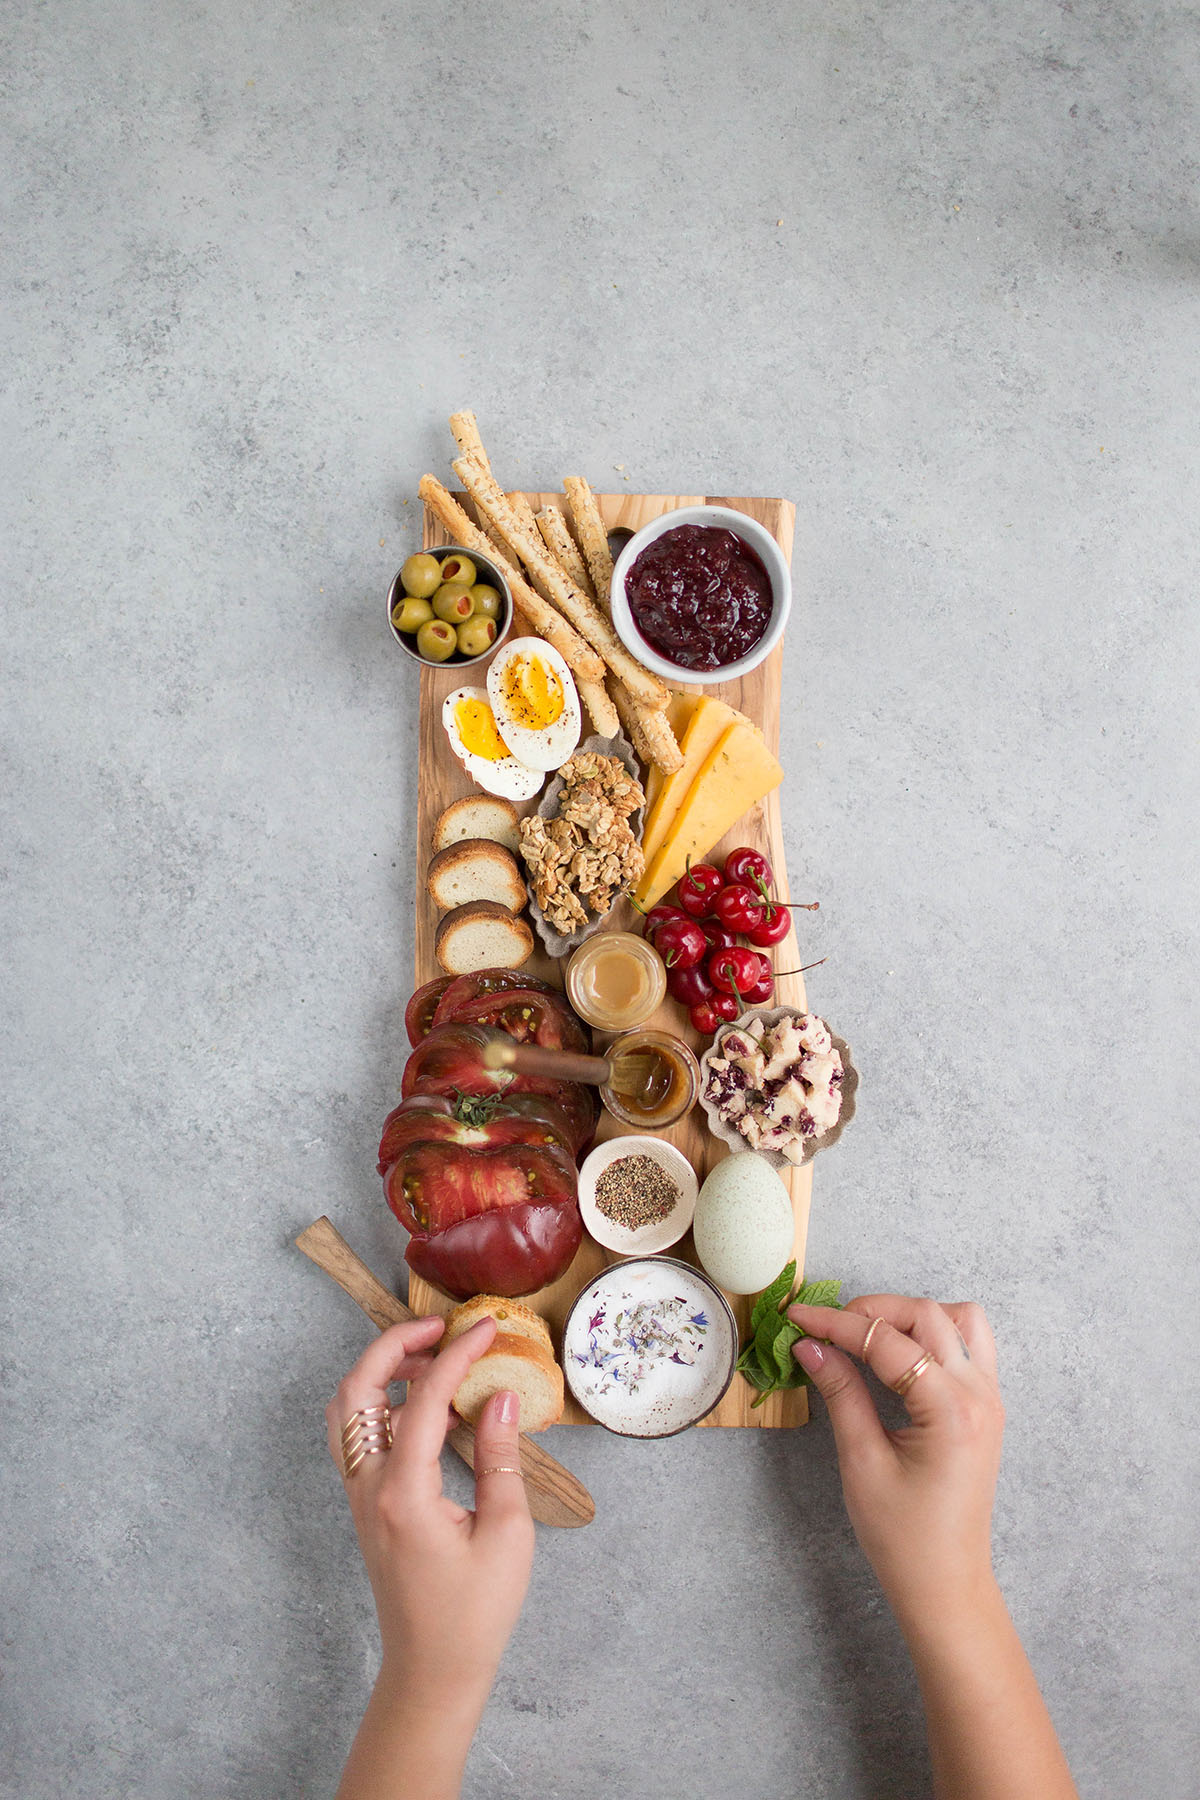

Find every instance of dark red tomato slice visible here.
[400,1024,598,1151]
[404,976,455,1047]
[377,1092,580,1174]
[432,968,558,1029]
[383,1139,578,1236]
[440,987,590,1052]
[405,1199,583,1301]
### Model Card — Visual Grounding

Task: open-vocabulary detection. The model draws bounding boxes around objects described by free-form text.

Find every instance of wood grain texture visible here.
[413,493,811,1429]
[295,1217,595,1527]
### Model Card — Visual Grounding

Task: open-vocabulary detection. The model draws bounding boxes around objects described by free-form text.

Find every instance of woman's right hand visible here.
[787,1294,1005,1637]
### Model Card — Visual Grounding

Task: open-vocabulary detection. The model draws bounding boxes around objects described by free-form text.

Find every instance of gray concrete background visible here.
[3,1,1197,1794]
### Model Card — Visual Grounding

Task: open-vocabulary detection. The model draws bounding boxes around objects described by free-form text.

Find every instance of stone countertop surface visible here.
[3,2,1197,1795]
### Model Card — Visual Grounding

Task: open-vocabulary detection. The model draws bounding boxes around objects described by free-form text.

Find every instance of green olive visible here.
[392,595,434,634]
[432,582,475,623]
[438,552,477,587]
[416,619,458,662]
[468,583,503,620]
[401,553,442,598]
[456,616,498,657]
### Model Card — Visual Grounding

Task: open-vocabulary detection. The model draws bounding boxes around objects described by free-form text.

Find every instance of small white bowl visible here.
[577,1136,698,1255]
[562,1256,739,1437]
[609,505,792,686]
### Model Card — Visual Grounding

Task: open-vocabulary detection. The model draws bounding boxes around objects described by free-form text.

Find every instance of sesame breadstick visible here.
[562,476,615,614]
[536,505,596,601]
[418,475,604,684]
[452,455,669,710]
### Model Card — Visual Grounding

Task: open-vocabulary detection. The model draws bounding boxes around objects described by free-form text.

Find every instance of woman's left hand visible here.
[326,1315,535,1708]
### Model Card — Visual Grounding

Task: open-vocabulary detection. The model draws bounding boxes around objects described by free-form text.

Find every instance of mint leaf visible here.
[792,1278,843,1311]
[736,1271,844,1405]
[750,1260,796,1336]
[773,1320,802,1382]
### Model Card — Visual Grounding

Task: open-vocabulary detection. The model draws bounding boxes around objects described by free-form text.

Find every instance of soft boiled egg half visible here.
[440,688,545,800]
[486,638,581,771]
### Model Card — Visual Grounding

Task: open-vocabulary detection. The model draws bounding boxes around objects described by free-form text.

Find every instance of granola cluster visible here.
[520,752,645,935]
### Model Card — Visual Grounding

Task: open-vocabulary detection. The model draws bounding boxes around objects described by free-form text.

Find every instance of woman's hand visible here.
[326,1316,535,1800]
[790,1297,1079,1799]
[787,1294,1004,1637]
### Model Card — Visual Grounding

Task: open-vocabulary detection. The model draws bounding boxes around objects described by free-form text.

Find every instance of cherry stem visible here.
[773,958,828,977]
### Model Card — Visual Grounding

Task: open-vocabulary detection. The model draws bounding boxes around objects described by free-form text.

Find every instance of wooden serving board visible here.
[412,493,811,1427]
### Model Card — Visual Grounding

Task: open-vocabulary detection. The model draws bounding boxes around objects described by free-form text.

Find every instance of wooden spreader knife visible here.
[295,1216,595,1529]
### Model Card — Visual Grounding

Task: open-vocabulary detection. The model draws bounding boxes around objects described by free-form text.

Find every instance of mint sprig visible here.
[736,1262,843,1406]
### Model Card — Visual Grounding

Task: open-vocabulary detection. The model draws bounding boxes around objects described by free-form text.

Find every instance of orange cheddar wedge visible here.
[640,697,755,872]
[634,722,783,909]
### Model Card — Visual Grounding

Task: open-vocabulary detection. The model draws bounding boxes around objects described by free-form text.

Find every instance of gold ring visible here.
[476,1464,523,1477]
[861,1317,885,1359]
[341,1406,393,1478]
[892,1352,936,1398]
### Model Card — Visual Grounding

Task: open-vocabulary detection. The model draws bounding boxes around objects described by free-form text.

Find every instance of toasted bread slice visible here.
[433,796,522,857]
[435,900,533,974]
[451,1332,564,1432]
[444,1294,554,1354]
[427,840,526,913]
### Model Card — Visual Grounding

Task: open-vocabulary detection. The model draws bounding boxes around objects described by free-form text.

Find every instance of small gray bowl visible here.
[386,543,514,669]
[698,1005,859,1170]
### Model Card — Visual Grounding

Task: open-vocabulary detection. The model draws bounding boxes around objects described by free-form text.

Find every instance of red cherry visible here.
[667,961,716,1007]
[674,862,725,918]
[707,945,762,997]
[654,917,708,970]
[712,883,768,934]
[744,901,792,948]
[723,847,774,891]
[689,1000,722,1036]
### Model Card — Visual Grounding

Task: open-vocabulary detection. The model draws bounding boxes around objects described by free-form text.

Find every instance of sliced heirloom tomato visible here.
[438,986,590,1052]
[431,968,558,1028]
[384,1138,577,1236]
[405,1199,583,1301]
[377,1092,582,1175]
[404,976,455,1047]
[402,1022,564,1103]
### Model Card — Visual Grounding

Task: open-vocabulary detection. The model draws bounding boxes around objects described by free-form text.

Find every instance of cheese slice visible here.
[644,690,705,815]
[641,697,752,872]
[634,722,784,908]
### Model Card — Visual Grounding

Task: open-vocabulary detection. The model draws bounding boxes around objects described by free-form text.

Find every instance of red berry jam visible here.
[625,525,774,671]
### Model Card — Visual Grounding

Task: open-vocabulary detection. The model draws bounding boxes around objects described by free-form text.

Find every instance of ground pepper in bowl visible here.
[594,1153,681,1232]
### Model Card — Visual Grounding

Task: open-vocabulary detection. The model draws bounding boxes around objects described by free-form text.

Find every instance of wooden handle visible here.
[295,1217,595,1530]
[484,1039,612,1085]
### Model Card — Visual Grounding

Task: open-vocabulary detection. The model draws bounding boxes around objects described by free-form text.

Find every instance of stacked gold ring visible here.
[341,1405,393,1478]
[892,1352,936,1398]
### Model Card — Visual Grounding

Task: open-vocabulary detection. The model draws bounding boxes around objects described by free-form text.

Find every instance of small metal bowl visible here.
[386,543,514,669]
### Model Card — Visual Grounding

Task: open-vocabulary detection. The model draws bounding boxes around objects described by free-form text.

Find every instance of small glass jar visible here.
[565,932,667,1032]
[599,1029,700,1130]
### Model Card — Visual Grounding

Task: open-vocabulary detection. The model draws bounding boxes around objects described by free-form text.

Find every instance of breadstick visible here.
[448,410,490,468]
[506,489,542,543]
[577,676,620,739]
[417,475,605,683]
[536,506,595,601]
[452,455,669,711]
[609,682,685,776]
[446,412,516,562]
[562,476,614,614]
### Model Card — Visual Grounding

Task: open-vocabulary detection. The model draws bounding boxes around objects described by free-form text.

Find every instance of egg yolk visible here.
[453,696,511,761]
[498,655,563,730]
